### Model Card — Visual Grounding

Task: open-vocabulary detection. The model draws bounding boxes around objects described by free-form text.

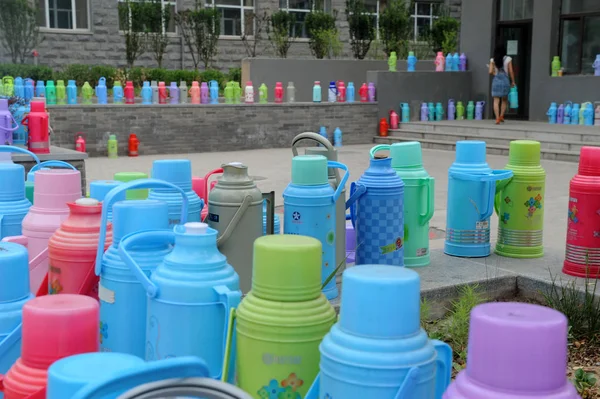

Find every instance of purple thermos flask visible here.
[200,82,209,104]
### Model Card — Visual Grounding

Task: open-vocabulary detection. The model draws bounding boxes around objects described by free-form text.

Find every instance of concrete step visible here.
[398,121,600,143]
[373,135,580,162]
[386,129,595,153]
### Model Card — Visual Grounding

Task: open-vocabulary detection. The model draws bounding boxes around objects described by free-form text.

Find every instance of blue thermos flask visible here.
[113,82,124,104]
[0,242,33,381]
[67,80,78,105]
[95,179,188,358]
[0,146,39,239]
[346,157,405,266]
[88,180,125,222]
[428,102,435,121]
[564,102,572,124]
[149,159,204,226]
[95,77,107,105]
[444,141,513,257]
[13,77,24,99]
[571,103,580,125]
[547,102,557,124]
[68,357,245,399]
[347,82,355,103]
[35,80,45,97]
[305,265,452,399]
[141,81,152,105]
[24,79,34,101]
[120,222,241,379]
[283,155,349,300]
[400,103,410,122]
[210,80,219,104]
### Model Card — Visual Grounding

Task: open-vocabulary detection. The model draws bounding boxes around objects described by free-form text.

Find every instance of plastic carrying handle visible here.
[69,357,210,399]
[27,160,76,180]
[327,161,349,203]
[432,339,452,399]
[450,170,513,221]
[95,178,189,276]
[292,132,341,189]
[0,145,40,164]
[369,144,390,158]
[0,113,19,133]
[345,182,366,229]
[114,378,254,399]
[204,167,224,203]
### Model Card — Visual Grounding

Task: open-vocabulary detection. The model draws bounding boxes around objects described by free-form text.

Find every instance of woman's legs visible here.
[493,97,501,123]
[500,96,508,121]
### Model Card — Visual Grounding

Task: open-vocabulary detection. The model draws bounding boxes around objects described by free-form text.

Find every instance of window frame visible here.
[205,0,255,38]
[39,0,91,32]
[558,5,600,75]
[279,0,333,39]
[411,1,439,42]
[117,0,178,35]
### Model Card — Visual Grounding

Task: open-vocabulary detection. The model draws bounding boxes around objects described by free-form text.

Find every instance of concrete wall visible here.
[366,71,473,120]
[46,103,377,157]
[459,0,495,119]
[242,58,433,103]
[2,0,459,72]
[528,0,600,121]
[460,0,600,122]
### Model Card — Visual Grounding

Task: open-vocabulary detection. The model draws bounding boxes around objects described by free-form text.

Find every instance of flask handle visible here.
[420,177,435,226]
[393,367,421,399]
[95,178,189,276]
[119,229,174,298]
[345,182,367,229]
[204,167,224,204]
[214,286,241,380]
[0,114,19,133]
[69,357,210,399]
[292,132,340,188]
[450,170,513,220]
[114,378,253,399]
[27,160,76,181]
[221,308,237,384]
[262,191,275,235]
[304,373,320,399]
[327,161,349,203]
[216,195,253,247]
[0,145,40,164]
[369,144,390,158]
[432,339,452,399]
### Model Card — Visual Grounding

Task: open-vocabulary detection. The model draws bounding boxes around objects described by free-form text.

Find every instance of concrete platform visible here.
[375,120,600,162]
[85,144,589,314]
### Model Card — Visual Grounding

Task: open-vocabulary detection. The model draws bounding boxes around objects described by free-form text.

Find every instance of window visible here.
[37,0,89,30]
[411,2,440,41]
[206,0,254,37]
[498,0,533,21]
[118,0,177,34]
[279,0,332,38]
[559,1,600,74]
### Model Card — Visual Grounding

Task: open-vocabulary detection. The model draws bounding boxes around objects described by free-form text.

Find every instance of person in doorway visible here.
[489,44,516,124]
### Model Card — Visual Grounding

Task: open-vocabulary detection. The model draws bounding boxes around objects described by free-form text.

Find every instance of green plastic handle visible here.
[419,177,435,226]
[369,144,391,158]
[221,308,237,384]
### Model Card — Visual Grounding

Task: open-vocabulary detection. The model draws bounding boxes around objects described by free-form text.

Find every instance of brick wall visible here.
[47,102,378,157]
[4,0,461,71]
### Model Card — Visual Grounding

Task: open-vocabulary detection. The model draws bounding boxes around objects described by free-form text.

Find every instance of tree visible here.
[175,2,221,70]
[145,0,172,67]
[0,0,42,64]
[267,11,296,58]
[118,0,147,68]
[427,15,460,54]
[306,9,339,59]
[345,0,375,59]
[378,0,411,57]
[241,11,269,58]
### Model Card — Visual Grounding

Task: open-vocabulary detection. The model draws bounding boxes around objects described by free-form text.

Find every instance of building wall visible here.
[460,0,600,121]
[2,0,461,71]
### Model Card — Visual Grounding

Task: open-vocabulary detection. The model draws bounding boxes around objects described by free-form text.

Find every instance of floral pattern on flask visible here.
[257,373,304,399]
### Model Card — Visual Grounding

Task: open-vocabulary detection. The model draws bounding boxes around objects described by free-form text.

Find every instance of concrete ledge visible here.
[242,57,433,103]
[46,102,378,157]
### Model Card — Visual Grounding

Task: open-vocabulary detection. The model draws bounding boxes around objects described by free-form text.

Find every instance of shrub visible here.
[0,64,53,81]
[227,68,241,83]
[305,11,339,59]
[268,11,296,58]
[201,69,226,89]
[427,15,460,54]
[378,0,411,57]
[345,0,376,59]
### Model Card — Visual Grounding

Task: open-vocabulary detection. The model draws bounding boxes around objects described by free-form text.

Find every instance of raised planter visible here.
[47,102,378,157]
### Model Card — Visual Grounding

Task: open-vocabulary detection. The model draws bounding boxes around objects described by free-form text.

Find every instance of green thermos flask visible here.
[456,101,465,120]
[223,235,336,398]
[494,140,546,258]
[466,101,475,120]
[370,142,435,266]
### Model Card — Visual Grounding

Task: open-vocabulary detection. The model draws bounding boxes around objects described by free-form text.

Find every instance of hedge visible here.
[0,64,242,91]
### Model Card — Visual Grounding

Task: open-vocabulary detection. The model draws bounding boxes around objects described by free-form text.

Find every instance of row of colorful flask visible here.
[444,140,546,259]
[547,102,600,125]
[419,101,487,122]
[387,51,467,72]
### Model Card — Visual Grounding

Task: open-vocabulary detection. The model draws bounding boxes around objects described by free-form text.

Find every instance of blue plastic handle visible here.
[393,366,421,399]
[433,340,452,399]
[327,161,349,203]
[345,182,367,229]
[0,323,21,361]
[0,145,40,164]
[119,229,175,298]
[449,169,513,182]
[95,178,189,276]
[27,160,76,181]
[70,357,210,399]
[304,373,320,399]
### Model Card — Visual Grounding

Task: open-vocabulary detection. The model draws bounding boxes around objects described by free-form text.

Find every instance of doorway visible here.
[496,22,532,119]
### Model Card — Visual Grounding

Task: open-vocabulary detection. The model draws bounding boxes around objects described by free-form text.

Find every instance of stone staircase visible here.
[373,120,600,162]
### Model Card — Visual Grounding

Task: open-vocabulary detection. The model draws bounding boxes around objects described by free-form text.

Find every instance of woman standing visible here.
[489,44,516,124]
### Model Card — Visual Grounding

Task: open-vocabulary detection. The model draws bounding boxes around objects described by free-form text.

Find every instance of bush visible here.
[201,69,226,89]
[427,15,460,54]
[378,0,411,57]
[227,68,241,83]
[0,64,53,81]
[306,11,339,59]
